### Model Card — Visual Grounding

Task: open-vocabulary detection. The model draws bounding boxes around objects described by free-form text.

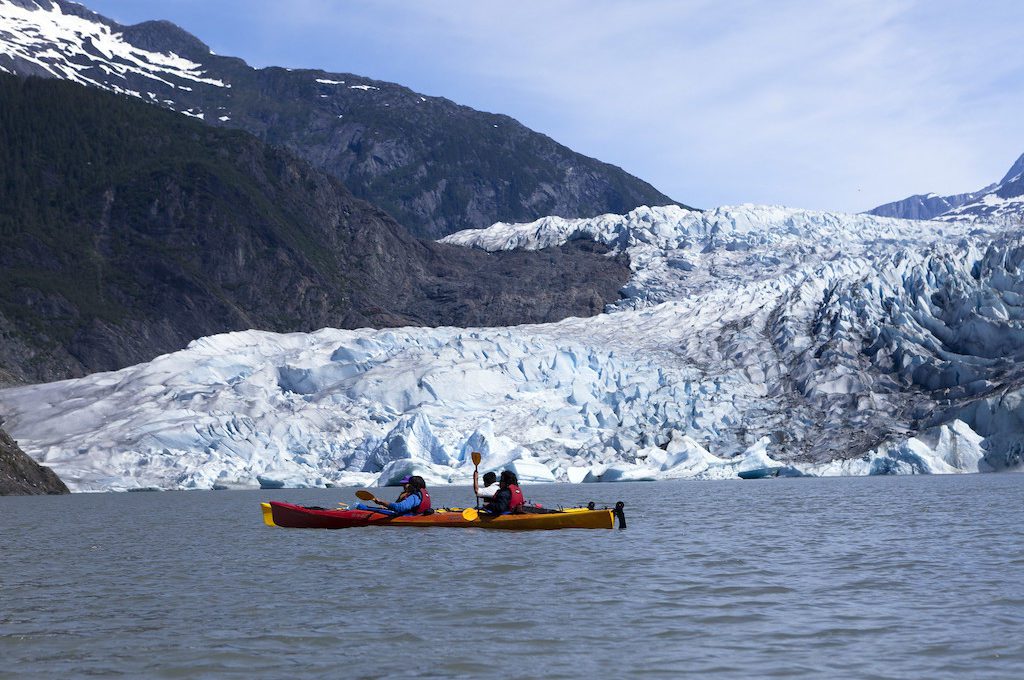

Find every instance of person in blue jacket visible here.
[372,475,432,515]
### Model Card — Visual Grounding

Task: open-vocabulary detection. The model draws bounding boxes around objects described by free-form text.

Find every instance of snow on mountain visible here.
[868,152,1024,225]
[938,187,1024,225]
[935,153,1024,224]
[866,190,993,221]
[0,0,678,241]
[0,0,226,97]
[2,205,1022,491]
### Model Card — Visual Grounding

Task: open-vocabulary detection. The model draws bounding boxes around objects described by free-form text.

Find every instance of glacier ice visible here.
[1,204,1023,491]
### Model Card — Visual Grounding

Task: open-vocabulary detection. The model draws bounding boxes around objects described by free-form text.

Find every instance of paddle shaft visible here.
[471,451,482,509]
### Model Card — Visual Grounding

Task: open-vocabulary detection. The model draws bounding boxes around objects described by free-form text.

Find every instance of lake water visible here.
[2,475,1022,679]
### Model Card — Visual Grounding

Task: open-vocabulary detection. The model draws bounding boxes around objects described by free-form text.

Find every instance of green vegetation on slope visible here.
[0,75,632,383]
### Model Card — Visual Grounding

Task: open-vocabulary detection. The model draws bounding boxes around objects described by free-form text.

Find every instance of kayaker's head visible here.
[482,471,497,487]
[499,470,518,488]
[407,475,426,492]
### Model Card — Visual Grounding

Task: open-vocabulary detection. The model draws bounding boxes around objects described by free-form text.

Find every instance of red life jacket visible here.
[508,484,525,511]
[415,488,431,514]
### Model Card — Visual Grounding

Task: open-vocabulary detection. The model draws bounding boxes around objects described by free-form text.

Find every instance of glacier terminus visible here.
[2,204,1022,491]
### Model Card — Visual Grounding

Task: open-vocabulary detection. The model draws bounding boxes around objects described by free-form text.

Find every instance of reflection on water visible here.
[2,476,1023,678]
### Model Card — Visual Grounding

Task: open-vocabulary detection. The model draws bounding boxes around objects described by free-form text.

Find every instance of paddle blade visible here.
[462,507,479,521]
[355,490,375,501]
[471,451,482,466]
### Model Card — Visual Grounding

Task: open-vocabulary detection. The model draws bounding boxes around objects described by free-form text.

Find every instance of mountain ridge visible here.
[867,152,1024,223]
[0,0,685,238]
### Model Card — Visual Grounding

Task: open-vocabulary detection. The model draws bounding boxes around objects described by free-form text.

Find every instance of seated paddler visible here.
[475,470,499,504]
[481,470,525,515]
[373,475,432,515]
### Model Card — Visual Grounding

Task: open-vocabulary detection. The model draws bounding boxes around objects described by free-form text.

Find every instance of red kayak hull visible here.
[262,501,616,530]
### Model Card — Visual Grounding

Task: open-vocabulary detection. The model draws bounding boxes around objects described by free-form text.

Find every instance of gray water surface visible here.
[2,475,1023,679]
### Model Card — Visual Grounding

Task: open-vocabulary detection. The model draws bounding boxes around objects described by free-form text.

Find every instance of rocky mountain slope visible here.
[0,421,67,494]
[0,0,682,238]
[868,152,1024,223]
[0,74,630,383]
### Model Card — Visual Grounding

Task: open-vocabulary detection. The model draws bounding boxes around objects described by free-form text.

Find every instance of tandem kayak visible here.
[261,501,625,530]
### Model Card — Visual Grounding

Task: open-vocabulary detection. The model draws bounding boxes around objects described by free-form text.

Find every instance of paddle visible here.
[462,507,479,521]
[355,489,385,505]
[471,450,482,508]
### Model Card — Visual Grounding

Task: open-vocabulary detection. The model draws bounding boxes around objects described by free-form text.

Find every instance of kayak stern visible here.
[261,502,277,527]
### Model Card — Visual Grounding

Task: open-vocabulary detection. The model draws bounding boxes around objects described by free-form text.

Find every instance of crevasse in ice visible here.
[2,205,1022,490]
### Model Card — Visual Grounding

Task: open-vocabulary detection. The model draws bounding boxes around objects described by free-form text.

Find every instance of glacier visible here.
[2,204,1023,491]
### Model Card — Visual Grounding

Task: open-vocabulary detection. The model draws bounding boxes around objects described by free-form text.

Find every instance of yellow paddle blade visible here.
[355,490,375,501]
[462,507,479,521]
[471,451,482,466]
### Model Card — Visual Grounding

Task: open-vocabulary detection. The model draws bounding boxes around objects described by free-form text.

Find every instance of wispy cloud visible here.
[88,0,1024,212]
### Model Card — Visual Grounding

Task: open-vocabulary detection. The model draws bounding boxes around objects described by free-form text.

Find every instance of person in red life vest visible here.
[373,475,432,515]
[481,470,526,515]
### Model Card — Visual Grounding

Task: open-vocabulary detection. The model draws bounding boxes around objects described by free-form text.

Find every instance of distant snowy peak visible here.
[999,152,1024,185]
[868,152,1024,225]
[866,190,990,221]
[0,0,407,128]
[0,0,226,97]
[937,163,1024,225]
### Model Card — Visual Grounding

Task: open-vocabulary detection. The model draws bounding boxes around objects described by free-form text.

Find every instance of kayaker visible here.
[373,475,432,515]
[481,470,525,515]
[475,471,499,503]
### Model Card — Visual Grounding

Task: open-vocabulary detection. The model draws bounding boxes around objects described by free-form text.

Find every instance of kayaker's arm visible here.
[482,487,511,515]
[383,493,421,514]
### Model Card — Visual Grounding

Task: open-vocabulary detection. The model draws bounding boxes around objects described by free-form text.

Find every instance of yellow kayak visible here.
[262,501,625,530]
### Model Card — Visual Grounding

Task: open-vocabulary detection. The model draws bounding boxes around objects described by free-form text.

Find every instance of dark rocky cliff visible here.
[0,423,69,495]
[0,75,630,383]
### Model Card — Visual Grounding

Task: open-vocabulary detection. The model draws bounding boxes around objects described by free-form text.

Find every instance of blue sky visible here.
[85,0,1024,213]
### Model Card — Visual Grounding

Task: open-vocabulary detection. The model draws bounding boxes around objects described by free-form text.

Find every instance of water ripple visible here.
[1,476,1023,678]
